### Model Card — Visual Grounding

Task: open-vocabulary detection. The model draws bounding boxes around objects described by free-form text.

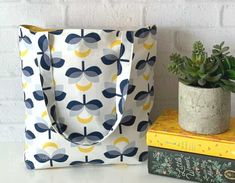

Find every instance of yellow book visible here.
[147,110,235,160]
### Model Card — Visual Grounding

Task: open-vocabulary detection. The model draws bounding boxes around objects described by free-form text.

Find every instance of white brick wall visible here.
[0,0,235,142]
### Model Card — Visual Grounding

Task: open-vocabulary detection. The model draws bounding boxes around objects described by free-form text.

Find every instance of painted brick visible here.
[222,4,235,27]
[175,29,235,52]
[0,124,24,142]
[0,101,24,124]
[0,3,64,27]
[0,28,18,52]
[27,0,61,2]
[145,4,184,27]
[156,29,175,53]
[155,51,175,77]
[0,77,22,100]
[0,0,20,1]
[184,3,218,28]
[0,52,21,77]
[67,3,143,28]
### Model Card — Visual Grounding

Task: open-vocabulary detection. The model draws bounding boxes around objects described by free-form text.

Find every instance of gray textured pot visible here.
[179,82,231,134]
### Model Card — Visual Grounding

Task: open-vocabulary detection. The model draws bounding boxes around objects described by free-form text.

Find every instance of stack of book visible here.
[147,110,235,183]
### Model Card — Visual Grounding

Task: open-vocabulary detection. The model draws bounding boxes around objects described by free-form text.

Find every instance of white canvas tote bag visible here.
[18,25,157,169]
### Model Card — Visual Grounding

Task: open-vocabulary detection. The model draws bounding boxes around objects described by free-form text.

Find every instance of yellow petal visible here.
[76,82,92,91]
[78,146,94,153]
[110,40,122,48]
[144,42,154,50]
[143,74,150,81]
[76,115,93,124]
[49,45,55,53]
[20,50,28,57]
[22,82,28,89]
[41,111,48,118]
[24,144,29,150]
[143,102,151,111]
[74,49,91,58]
[112,74,117,81]
[113,137,129,145]
[24,113,28,120]
[52,79,56,86]
[112,106,116,114]
[43,142,58,149]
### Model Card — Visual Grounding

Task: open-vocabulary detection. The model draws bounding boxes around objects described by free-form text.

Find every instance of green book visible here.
[148,146,235,183]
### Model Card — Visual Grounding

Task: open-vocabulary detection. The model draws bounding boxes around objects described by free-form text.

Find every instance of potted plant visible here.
[168,41,235,134]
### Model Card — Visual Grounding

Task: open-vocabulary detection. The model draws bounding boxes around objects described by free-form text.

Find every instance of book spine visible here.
[147,132,235,160]
[148,146,235,183]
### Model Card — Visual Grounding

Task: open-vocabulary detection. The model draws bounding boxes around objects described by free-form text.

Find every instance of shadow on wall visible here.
[150,27,179,121]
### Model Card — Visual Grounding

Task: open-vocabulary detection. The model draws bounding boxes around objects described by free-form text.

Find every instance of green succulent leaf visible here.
[228,56,235,69]
[207,60,219,74]
[221,79,235,92]
[168,41,235,92]
[221,79,235,87]
[199,62,206,73]
[206,74,222,82]
[224,57,231,70]
[179,78,194,85]
[198,79,206,86]
[225,70,235,80]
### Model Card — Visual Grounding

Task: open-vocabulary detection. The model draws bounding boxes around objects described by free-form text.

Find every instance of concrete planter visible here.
[179,82,231,134]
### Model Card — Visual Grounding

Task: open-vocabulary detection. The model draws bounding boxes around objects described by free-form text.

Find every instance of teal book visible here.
[148,147,235,183]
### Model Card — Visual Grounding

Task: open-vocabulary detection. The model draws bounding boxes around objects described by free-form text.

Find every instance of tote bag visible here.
[18,25,157,169]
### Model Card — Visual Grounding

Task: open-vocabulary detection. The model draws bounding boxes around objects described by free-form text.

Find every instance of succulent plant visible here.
[168,41,235,92]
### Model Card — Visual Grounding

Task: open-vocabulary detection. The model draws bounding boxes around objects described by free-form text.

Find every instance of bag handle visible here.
[36,29,134,146]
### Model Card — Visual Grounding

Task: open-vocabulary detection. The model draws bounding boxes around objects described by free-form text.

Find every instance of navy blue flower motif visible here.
[19,28,32,44]
[136,53,156,71]
[65,61,102,83]
[101,44,128,75]
[70,156,104,165]
[34,148,68,167]
[134,84,154,101]
[34,120,55,139]
[23,92,34,109]
[126,31,134,43]
[137,113,151,136]
[118,114,136,134]
[34,118,67,139]
[24,98,34,109]
[103,29,115,33]
[67,95,103,116]
[137,120,149,133]
[49,29,63,35]
[103,30,121,38]
[104,141,138,162]
[25,159,35,169]
[103,114,117,131]
[33,90,48,105]
[22,66,34,77]
[139,151,148,162]
[65,29,101,48]
[135,25,157,39]
[25,129,36,140]
[68,127,104,144]
[34,58,39,67]
[52,57,65,68]
[102,79,135,113]
[37,35,51,71]
[55,90,66,101]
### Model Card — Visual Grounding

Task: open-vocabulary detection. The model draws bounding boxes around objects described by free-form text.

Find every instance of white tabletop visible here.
[0,142,192,183]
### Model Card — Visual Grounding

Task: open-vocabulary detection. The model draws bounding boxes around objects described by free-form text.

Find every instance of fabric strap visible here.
[36,30,134,146]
